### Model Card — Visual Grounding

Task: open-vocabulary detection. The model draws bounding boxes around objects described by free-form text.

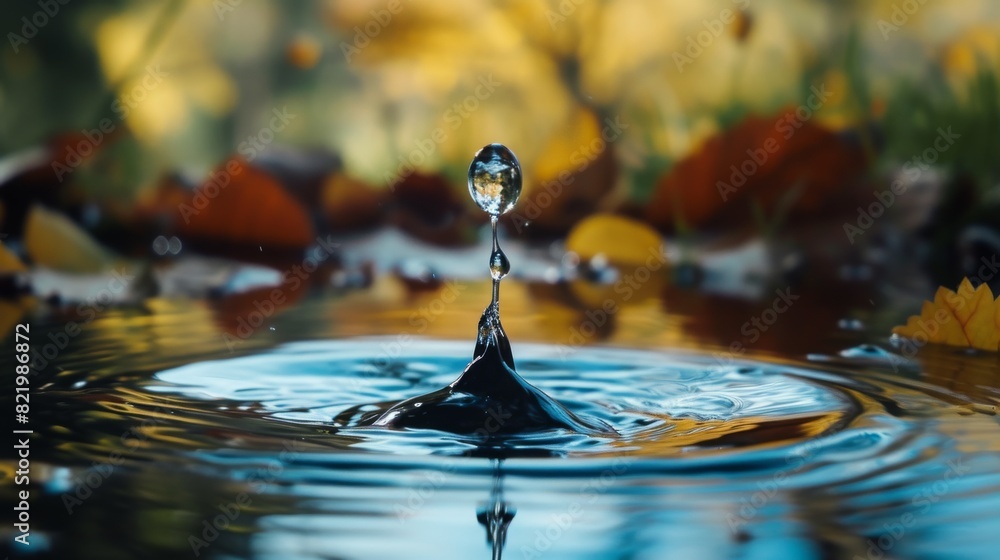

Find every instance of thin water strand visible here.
[359,143,611,436]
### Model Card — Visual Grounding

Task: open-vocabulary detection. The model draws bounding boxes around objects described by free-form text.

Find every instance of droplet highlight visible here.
[468,143,522,217]
[490,249,510,281]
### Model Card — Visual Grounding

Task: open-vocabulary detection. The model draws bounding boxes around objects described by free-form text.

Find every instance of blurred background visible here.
[5,4,1000,559]
[2,0,1000,350]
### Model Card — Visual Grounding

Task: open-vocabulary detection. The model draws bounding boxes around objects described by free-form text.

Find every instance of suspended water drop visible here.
[489,249,509,280]
[468,143,522,217]
[363,143,610,436]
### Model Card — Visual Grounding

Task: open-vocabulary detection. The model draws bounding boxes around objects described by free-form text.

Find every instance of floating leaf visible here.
[645,112,868,231]
[892,278,1000,351]
[565,214,663,267]
[172,159,316,252]
[25,205,116,273]
[0,242,27,273]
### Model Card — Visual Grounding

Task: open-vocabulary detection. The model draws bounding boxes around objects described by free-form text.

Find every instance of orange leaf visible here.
[173,158,316,251]
[892,278,1000,351]
[645,112,868,231]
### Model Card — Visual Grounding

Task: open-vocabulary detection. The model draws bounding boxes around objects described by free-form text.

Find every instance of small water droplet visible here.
[490,249,509,280]
[468,144,522,216]
[167,236,182,255]
[806,344,918,371]
[837,318,865,331]
[152,235,170,256]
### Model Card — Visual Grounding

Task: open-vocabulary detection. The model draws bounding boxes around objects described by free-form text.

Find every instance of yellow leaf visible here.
[0,242,27,273]
[25,205,115,273]
[893,277,1000,352]
[565,214,664,267]
[0,300,35,340]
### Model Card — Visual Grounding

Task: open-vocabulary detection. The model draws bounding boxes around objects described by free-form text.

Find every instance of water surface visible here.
[3,287,1000,560]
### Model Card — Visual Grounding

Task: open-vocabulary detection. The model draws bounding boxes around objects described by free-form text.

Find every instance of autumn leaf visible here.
[892,278,1000,351]
[565,214,663,267]
[645,112,869,231]
[25,205,117,273]
[153,159,316,253]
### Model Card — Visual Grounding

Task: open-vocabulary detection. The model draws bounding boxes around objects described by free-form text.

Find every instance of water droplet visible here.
[152,235,170,256]
[362,143,609,436]
[490,249,509,280]
[167,236,182,255]
[468,144,522,216]
[837,318,865,331]
[806,344,918,371]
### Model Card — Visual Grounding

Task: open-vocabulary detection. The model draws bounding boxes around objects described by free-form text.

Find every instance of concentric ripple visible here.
[19,335,1000,559]
[146,339,860,459]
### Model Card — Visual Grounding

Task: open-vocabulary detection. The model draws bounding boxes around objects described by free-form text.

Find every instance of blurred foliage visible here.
[0,1,997,187]
[883,69,1000,193]
[2,0,1000,255]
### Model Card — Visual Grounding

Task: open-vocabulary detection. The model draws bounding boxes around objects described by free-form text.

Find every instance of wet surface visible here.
[2,284,999,559]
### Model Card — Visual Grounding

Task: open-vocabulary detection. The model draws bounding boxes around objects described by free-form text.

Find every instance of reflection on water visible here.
[477,460,515,560]
[2,285,1000,559]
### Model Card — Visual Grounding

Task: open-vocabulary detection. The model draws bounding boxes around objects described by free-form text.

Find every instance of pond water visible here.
[5,281,1000,560]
